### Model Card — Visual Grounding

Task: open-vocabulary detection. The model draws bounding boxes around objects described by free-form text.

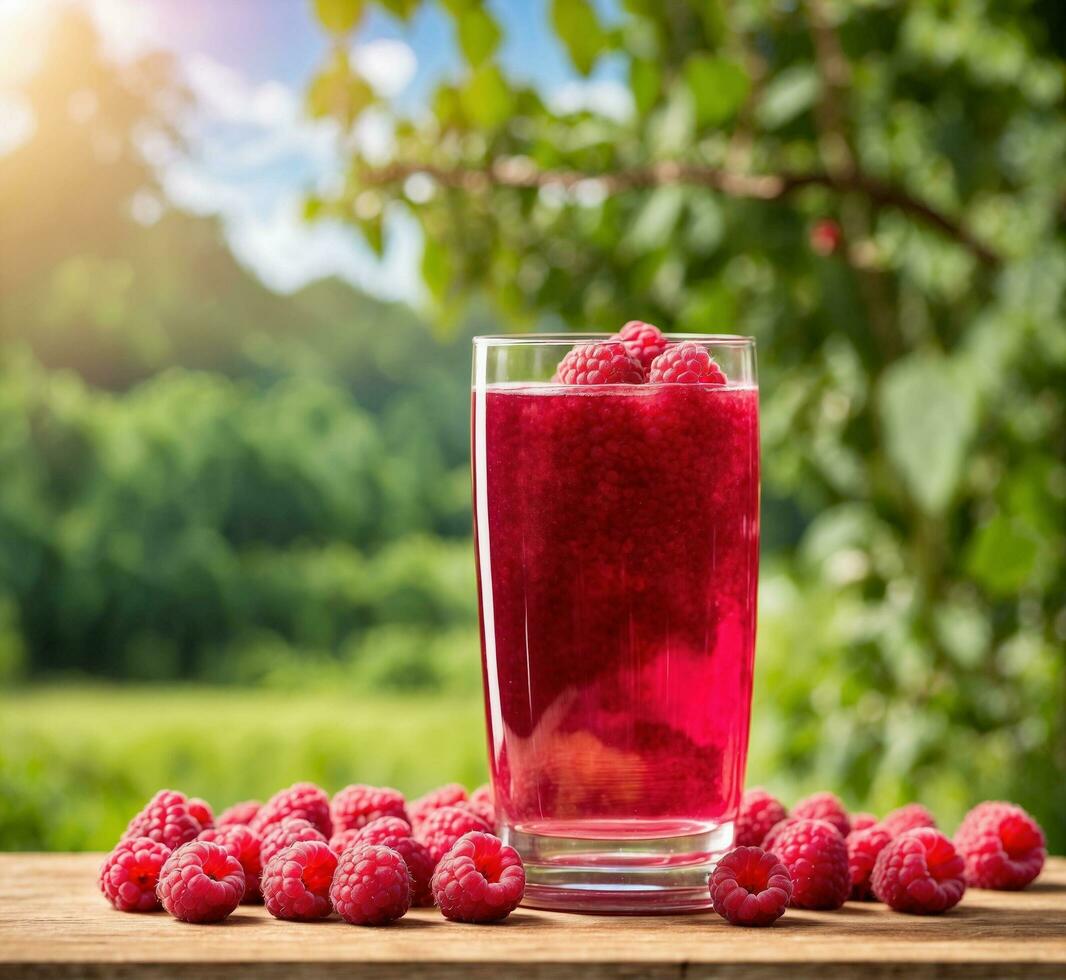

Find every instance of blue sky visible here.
[0,0,628,302]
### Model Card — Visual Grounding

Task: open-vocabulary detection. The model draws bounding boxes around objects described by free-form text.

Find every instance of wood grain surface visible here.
[0,853,1063,979]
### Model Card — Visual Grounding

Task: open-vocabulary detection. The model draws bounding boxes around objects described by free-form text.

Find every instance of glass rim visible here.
[473,332,756,347]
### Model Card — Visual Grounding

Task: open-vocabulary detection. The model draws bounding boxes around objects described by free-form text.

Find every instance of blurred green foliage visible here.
[0,2,1063,852]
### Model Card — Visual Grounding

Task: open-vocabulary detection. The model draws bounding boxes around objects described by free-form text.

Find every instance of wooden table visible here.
[1,854,1063,978]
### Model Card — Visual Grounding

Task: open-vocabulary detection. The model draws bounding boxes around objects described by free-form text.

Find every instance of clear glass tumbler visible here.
[471,334,759,913]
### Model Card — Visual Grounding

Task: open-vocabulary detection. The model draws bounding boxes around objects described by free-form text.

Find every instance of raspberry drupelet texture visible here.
[647,341,727,385]
[123,790,204,852]
[99,836,172,912]
[330,843,411,925]
[554,341,644,385]
[761,817,800,854]
[709,846,793,927]
[769,818,849,910]
[735,789,788,848]
[197,825,263,904]
[251,782,331,838]
[468,784,495,827]
[350,816,413,846]
[791,792,851,838]
[261,840,338,921]
[614,320,668,371]
[848,812,880,835]
[259,818,327,867]
[871,828,966,914]
[881,803,937,837]
[954,801,1046,890]
[416,805,492,865]
[330,784,408,835]
[432,832,526,923]
[187,798,214,829]
[216,800,261,828]
[409,783,468,828]
[157,840,245,923]
[329,828,363,856]
[847,825,893,900]
[351,817,434,906]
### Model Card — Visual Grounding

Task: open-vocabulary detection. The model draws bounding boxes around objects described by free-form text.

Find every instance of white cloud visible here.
[350,38,417,98]
[548,79,634,122]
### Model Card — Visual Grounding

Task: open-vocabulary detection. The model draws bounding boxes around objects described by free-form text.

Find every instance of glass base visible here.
[501,819,734,914]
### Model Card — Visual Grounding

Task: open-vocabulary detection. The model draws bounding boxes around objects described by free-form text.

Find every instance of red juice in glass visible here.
[472,334,759,912]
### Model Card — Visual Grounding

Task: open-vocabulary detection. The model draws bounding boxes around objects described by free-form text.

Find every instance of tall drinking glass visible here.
[471,334,759,913]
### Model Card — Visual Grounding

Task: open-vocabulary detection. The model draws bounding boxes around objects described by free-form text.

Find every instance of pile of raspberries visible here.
[710,789,1046,926]
[100,781,523,925]
[100,782,1046,930]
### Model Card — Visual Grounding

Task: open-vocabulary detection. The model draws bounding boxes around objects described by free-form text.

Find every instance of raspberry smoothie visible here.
[472,332,759,911]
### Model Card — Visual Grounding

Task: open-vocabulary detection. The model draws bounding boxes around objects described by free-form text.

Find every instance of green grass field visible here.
[0,685,487,850]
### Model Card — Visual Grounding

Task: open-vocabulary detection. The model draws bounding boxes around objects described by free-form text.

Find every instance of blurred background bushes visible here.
[1,0,1064,851]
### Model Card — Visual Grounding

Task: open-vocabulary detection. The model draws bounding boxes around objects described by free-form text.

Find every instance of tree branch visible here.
[362,159,1001,266]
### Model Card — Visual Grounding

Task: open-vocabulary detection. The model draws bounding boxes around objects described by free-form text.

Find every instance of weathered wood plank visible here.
[0,854,1063,979]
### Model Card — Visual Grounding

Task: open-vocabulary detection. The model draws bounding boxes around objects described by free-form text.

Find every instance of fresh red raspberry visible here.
[468,784,495,826]
[735,789,788,848]
[157,840,245,922]
[709,846,792,926]
[791,791,851,838]
[408,783,468,827]
[881,803,937,837]
[613,320,668,371]
[99,836,172,912]
[330,784,407,835]
[122,790,203,851]
[261,839,338,921]
[251,782,331,838]
[259,818,327,867]
[849,812,879,834]
[769,818,849,910]
[872,828,966,914]
[198,825,263,904]
[954,801,1046,890]
[187,798,213,829]
[847,825,893,900]
[554,341,644,385]
[330,843,411,925]
[349,818,434,907]
[416,805,491,865]
[647,341,726,385]
[216,800,261,828]
[432,832,525,923]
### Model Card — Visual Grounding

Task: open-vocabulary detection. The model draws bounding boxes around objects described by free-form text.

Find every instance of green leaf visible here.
[307,51,374,123]
[682,54,749,127]
[421,234,454,304]
[629,58,660,117]
[360,212,385,256]
[312,0,363,33]
[623,186,686,256]
[965,514,1041,596]
[647,83,695,156]
[456,7,500,67]
[756,64,819,129]
[550,0,607,75]
[460,63,512,129]
[878,353,978,514]
[378,0,420,17]
[303,196,325,222]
